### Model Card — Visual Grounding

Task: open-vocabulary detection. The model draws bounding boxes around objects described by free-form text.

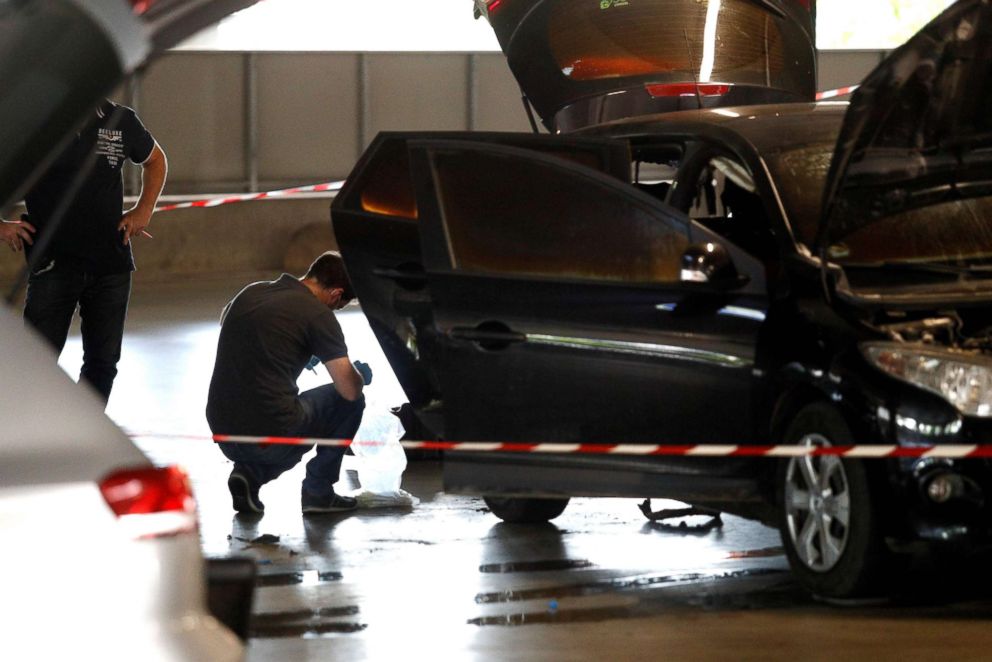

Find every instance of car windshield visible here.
[762,141,834,249]
[766,139,992,274]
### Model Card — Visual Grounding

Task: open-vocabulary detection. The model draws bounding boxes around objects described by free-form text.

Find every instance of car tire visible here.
[483,496,570,523]
[778,402,889,599]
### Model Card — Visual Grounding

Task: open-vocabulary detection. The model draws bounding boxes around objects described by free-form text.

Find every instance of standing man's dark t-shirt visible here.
[207,275,348,436]
[25,100,154,274]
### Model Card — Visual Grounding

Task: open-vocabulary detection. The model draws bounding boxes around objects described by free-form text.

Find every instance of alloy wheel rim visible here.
[784,434,852,573]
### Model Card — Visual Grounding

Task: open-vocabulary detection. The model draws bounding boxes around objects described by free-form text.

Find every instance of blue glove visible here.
[305,355,320,373]
[353,360,373,385]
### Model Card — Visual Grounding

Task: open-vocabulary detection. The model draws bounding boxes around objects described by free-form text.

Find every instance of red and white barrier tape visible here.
[127,431,992,459]
[154,181,344,213]
[816,85,860,101]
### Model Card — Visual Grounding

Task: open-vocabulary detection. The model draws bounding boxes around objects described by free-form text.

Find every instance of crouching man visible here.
[206,251,372,515]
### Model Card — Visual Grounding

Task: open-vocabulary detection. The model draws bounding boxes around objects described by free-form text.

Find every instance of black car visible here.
[332,0,992,598]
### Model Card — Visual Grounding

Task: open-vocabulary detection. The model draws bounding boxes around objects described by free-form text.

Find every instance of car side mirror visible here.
[680,242,744,288]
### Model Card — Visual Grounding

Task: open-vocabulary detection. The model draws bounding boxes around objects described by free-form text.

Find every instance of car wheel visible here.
[483,496,569,523]
[778,402,889,599]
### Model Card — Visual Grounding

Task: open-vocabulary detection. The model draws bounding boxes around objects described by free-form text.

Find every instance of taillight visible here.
[474,0,504,19]
[128,0,160,15]
[99,466,198,539]
[645,83,732,98]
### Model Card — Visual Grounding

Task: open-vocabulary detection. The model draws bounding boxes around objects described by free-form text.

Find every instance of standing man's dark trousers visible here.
[24,261,131,403]
[218,385,366,499]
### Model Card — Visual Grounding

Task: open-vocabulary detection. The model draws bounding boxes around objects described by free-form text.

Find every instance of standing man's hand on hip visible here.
[119,206,154,244]
[0,216,35,252]
[120,142,168,245]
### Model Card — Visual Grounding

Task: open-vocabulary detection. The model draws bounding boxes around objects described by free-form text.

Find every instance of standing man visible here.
[0,99,167,404]
[207,251,371,515]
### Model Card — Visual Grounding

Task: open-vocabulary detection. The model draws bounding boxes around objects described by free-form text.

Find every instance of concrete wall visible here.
[128,51,533,195]
[0,50,887,286]
[818,50,888,94]
[0,197,337,287]
[124,49,882,195]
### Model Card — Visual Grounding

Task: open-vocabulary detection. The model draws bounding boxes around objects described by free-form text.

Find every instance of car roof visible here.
[581,101,849,156]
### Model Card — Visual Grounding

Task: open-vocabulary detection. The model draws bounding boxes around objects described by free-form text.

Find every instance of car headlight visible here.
[862,343,992,417]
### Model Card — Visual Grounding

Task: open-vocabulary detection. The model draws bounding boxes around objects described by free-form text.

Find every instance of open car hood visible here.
[818,0,992,255]
[474,0,816,132]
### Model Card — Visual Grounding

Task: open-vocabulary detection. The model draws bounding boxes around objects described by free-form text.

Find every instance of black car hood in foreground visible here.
[0,0,259,214]
[820,0,992,256]
[473,0,816,132]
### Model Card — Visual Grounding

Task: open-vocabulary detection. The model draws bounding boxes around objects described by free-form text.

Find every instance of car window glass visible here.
[689,156,758,215]
[632,142,684,204]
[548,0,800,87]
[347,137,631,222]
[357,139,419,220]
[429,148,687,283]
[688,155,777,261]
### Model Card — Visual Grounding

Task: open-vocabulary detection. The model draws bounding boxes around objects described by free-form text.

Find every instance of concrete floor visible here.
[53,275,992,660]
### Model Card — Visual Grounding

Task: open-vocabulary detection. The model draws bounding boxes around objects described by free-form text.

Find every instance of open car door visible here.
[407,139,769,445]
[331,132,632,437]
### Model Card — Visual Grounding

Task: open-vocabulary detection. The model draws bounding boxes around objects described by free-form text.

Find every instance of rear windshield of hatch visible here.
[548,0,792,85]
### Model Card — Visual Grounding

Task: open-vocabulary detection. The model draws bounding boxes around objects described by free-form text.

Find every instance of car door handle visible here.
[449,325,527,350]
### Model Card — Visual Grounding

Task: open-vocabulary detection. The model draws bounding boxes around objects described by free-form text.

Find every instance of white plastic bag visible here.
[350,408,420,508]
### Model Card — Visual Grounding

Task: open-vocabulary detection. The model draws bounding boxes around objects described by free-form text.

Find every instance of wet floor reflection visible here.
[474,568,785,604]
[468,570,803,626]
[254,571,343,588]
[479,559,594,574]
[251,619,367,638]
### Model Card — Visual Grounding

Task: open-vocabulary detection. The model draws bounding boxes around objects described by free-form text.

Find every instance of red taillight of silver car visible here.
[99,465,198,539]
[128,0,159,15]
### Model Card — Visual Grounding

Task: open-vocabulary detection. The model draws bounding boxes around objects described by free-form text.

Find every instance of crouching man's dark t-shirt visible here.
[206,275,348,436]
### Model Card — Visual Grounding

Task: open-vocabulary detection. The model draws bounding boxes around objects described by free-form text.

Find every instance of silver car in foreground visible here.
[0,0,264,658]
[0,304,244,660]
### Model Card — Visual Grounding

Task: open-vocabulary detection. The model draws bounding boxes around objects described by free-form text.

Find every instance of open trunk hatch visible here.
[475,0,816,132]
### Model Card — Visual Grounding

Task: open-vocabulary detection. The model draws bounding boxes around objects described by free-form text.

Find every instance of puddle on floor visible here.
[255,570,343,587]
[250,605,365,638]
[475,568,785,604]
[470,569,802,626]
[479,559,594,574]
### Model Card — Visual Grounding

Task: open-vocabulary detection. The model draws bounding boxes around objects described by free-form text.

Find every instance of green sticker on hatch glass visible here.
[600,0,631,8]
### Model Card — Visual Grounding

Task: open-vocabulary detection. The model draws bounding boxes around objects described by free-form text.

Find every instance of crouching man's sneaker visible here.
[302,490,358,514]
[228,469,264,514]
